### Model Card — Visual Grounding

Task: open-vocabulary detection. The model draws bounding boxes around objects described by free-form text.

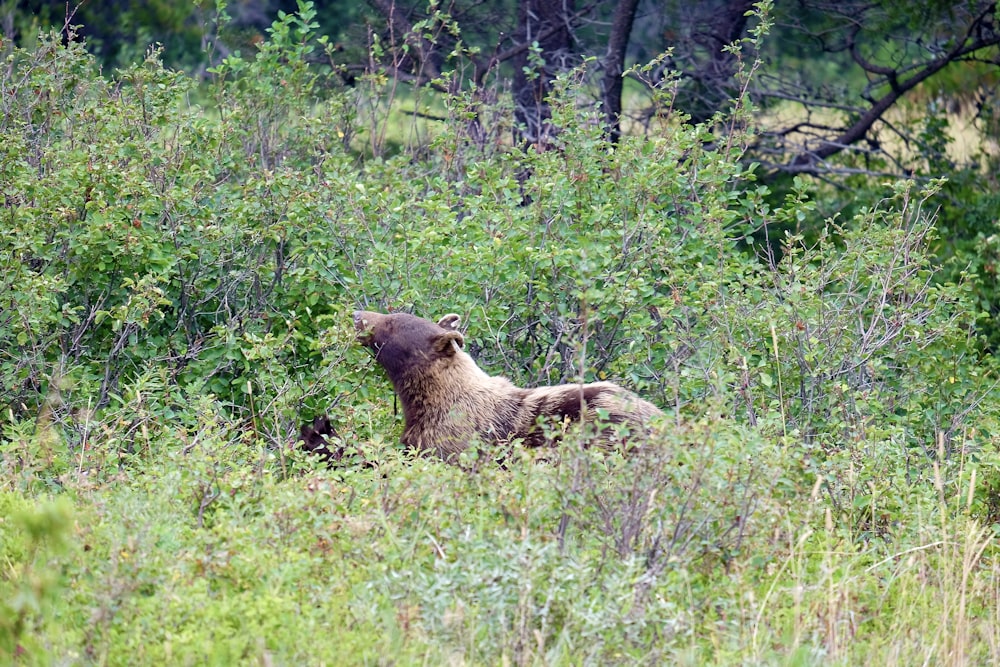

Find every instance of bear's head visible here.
[353,310,464,381]
[298,414,342,461]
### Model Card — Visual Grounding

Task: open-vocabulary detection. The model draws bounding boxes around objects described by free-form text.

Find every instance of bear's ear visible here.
[433,330,464,354]
[437,313,462,331]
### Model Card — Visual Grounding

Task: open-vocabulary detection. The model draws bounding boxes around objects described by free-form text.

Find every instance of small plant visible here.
[0,495,74,662]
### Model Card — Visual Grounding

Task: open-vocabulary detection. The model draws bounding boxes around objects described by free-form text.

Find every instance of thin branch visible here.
[784,4,1000,173]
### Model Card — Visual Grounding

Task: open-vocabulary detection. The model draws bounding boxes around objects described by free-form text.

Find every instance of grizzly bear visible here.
[354,310,662,460]
[298,414,342,462]
[299,415,376,466]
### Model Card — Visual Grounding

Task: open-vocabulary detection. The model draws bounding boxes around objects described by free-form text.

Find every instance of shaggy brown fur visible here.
[298,415,342,462]
[354,310,662,460]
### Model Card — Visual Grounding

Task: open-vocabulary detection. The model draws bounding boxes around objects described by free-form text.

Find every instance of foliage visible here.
[0,494,74,661]
[0,3,999,663]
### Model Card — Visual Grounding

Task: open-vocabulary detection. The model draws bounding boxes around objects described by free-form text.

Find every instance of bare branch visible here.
[768,2,1000,175]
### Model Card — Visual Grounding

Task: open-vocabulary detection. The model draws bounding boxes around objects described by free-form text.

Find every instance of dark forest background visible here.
[7,0,1000,345]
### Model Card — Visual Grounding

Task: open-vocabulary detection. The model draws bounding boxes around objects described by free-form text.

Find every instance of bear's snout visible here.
[354,311,388,346]
[353,310,379,333]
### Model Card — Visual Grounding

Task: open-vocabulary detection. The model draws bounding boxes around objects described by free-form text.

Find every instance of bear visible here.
[299,415,377,466]
[298,414,343,462]
[353,309,662,460]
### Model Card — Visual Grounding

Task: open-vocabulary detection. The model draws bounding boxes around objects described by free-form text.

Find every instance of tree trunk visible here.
[601,0,640,143]
[678,0,755,125]
[511,0,576,148]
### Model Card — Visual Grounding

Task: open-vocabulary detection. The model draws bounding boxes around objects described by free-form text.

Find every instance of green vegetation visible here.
[2,4,999,664]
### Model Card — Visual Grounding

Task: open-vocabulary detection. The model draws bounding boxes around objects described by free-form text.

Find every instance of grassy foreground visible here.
[3,418,999,665]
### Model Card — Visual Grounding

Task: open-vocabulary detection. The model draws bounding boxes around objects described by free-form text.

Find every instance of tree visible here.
[511,0,577,146]
[9,1,998,173]
[748,0,1000,176]
[354,0,999,174]
[355,0,654,145]
[601,0,641,142]
[648,0,757,126]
